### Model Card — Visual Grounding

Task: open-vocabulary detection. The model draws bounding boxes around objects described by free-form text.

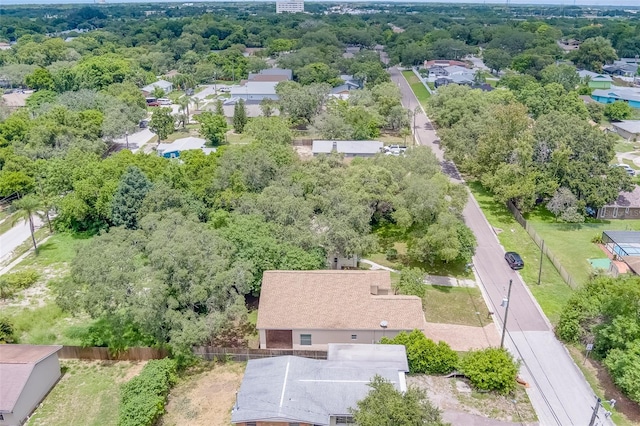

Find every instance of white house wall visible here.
[1,355,61,426]
[261,329,410,350]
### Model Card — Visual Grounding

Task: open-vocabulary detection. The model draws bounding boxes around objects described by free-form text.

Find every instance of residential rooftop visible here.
[257,270,426,331]
[231,346,407,425]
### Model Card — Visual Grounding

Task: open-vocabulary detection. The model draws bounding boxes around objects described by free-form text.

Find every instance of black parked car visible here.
[505,252,524,270]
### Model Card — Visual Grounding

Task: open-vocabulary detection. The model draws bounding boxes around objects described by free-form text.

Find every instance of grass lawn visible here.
[226,132,253,144]
[614,139,640,153]
[468,182,573,324]
[423,285,492,327]
[529,219,640,286]
[401,70,431,108]
[3,232,95,345]
[164,125,201,143]
[27,360,145,426]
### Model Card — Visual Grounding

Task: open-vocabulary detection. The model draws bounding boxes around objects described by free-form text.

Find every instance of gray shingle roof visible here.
[612,120,640,135]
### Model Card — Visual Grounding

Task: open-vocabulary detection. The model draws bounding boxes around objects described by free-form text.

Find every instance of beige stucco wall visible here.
[0,354,61,426]
[260,329,411,350]
[326,255,358,270]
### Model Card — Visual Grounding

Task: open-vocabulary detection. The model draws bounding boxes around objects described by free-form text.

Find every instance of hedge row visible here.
[381,330,519,394]
[118,358,177,426]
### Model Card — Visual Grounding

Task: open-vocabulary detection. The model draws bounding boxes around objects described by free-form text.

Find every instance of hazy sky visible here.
[2,0,639,6]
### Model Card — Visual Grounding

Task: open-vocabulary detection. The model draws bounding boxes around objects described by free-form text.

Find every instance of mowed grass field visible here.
[27,360,146,426]
[423,285,492,327]
[530,220,640,285]
[402,70,431,108]
[468,182,573,324]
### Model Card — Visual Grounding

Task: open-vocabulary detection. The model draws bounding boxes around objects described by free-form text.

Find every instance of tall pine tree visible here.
[233,99,248,133]
[111,166,151,229]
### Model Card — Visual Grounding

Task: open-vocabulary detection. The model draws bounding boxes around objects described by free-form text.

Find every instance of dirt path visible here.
[161,362,244,426]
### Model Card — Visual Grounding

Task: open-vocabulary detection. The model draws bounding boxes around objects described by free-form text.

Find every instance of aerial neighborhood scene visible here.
[1,0,640,425]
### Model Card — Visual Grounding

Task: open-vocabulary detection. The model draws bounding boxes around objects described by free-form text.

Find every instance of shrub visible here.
[118,358,177,426]
[0,317,15,343]
[603,341,640,404]
[459,348,519,394]
[381,330,458,375]
[590,234,603,244]
[0,270,40,299]
[386,248,398,261]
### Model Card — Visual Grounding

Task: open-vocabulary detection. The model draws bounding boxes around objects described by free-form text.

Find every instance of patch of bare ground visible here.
[408,375,537,424]
[567,346,640,425]
[160,361,245,426]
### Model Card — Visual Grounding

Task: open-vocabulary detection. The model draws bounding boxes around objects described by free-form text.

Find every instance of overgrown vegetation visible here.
[557,275,640,404]
[118,358,177,426]
[381,330,458,375]
[0,269,39,299]
[458,348,520,395]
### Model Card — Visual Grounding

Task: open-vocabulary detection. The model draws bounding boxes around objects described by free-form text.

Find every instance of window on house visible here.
[335,416,355,424]
[246,423,256,426]
[0,413,4,421]
[300,334,312,345]
[351,334,357,340]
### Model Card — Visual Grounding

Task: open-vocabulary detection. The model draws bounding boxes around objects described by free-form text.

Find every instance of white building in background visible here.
[276,0,304,13]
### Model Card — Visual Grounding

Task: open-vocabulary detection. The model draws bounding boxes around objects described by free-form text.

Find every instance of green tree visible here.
[11,195,43,253]
[276,81,331,125]
[540,64,580,92]
[111,166,152,229]
[197,111,228,145]
[24,67,55,91]
[214,99,224,116]
[297,62,339,85]
[245,116,292,145]
[394,267,426,298]
[604,101,633,122]
[381,330,458,375]
[232,99,247,133]
[586,102,605,123]
[459,348,519,394]
[260,98,275,117]
[350,375,448,426]
[483,48,512,73]
[152,86,166,100]
[149,107,174,142]
[569,37,618,72]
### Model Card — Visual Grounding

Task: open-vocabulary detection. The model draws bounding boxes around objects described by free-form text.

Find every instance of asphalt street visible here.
[390,67,612,426]
[0,217,43,263]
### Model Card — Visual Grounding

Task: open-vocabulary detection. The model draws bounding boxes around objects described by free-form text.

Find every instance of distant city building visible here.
[276,0,304,13]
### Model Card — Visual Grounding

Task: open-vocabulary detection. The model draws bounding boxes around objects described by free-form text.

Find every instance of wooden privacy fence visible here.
[506,201,578,289]
[193,346,327,362]
[292,139,313,147]
[58,346,169,361]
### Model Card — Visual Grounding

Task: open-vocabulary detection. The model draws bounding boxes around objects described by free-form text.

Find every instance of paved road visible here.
[0,217,43,263]
[391,67,611,426]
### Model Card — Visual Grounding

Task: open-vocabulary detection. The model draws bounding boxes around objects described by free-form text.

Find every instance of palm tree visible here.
[11,195,43,253]
[178,96,191,128]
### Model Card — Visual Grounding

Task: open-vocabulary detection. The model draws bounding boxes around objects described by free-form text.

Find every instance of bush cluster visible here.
[557,275,640,403]
[381,330,458,375]
[459,348,519,395]
[0,270,40,299]
[117,358,177,426]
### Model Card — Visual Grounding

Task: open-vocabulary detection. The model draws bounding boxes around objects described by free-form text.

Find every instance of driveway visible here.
[391,66,611,426]
[112,128,155,153]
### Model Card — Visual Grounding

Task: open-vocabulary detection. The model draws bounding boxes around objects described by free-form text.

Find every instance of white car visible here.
[617,164,636,176]
[157,98,172,105]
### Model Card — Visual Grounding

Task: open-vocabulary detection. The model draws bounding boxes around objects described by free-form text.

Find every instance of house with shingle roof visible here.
[257,270,426,350]
[0,345,63,425]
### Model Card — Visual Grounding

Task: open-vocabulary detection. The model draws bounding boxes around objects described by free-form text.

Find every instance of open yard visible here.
[1,232,94,345]
[530,219,640,286]
[423,285,492,327]
[402,70,431,107]
[468,182,573,324]
[161,362,244,426]
[27,360,146,426]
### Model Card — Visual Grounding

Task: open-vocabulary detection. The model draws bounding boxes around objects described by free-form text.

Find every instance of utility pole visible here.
[500,279,513,349]
[588,397,601,426]
[125,131,129,150]
[537,240,544,285]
